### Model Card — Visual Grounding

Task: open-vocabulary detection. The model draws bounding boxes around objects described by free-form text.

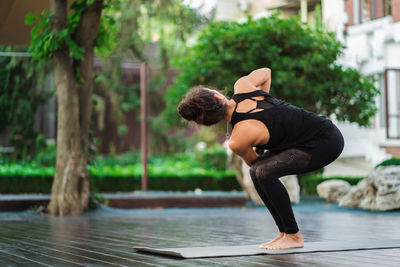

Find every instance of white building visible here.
[215,0,400,175]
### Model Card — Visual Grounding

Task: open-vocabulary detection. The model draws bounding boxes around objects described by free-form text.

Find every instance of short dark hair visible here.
[177,86,227,125]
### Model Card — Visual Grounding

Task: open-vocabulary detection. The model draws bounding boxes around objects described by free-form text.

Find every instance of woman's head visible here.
[177,86,228,125]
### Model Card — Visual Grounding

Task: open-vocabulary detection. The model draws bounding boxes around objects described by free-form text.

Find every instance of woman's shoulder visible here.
[233,88,269,95]
[232,89,271,104]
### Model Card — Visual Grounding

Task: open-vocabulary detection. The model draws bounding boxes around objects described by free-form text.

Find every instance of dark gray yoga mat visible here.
[134,239,400,258]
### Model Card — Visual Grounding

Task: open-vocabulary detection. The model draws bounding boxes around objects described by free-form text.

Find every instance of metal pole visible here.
[140,62,149,191]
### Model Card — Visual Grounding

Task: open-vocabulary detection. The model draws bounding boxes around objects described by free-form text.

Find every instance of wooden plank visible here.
[0,245,81,267]
[0,236,126,267]
[0,250,47,266]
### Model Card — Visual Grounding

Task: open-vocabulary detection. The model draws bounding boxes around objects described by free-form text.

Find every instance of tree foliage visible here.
[164,14,380,130]
[25,0,116,64]
[0,46,51,160]
[93,0,209,153]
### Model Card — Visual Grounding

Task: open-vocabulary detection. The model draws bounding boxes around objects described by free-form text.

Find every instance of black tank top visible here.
[231,90,331,151]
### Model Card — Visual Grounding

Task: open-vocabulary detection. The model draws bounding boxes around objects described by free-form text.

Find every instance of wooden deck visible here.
[1,200,400,266]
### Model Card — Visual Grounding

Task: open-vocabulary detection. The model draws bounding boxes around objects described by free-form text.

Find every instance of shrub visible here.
[375,157,400,168]
[195,145,228,171]
[0,163,238,193]
[164,13,379,131]
[92,150,141,167]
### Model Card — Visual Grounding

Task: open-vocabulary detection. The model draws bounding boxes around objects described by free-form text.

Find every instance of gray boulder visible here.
[281,175,300,204]
[338,166,400,211]
[316,179,351,202]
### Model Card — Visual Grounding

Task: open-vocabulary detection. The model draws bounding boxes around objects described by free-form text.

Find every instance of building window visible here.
[354,0,361,24]
[384,69,400,139]
[376,74,386,129]
[362,0,372,22]
[353,0,392,24]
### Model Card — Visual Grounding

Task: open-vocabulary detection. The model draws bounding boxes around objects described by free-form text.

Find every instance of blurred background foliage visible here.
[0,7,382,190]
[93,0,211,154]
[0,46,52,161]
[1,0,213,162]
[164,13,380,135]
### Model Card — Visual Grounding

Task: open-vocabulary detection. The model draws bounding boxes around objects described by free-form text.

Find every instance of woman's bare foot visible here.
[264,232,304,250]
[258,232,285,249]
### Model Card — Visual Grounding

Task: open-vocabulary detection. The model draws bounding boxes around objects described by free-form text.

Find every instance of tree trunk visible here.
[47,0,103,216]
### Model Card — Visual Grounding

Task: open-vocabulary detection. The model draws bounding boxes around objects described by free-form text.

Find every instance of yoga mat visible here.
[134,239,400,258]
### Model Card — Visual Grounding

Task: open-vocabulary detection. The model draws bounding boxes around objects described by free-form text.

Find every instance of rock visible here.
[280,175,301,204]
[241,162,300,205]
[338,166,400,211]
[316,179,351,202]
[240,162,263,205]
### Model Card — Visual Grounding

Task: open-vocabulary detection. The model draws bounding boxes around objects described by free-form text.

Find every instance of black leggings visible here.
[249,121,344,234]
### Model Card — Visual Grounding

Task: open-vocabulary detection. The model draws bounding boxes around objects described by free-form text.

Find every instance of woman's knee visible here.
[250,164,268,181]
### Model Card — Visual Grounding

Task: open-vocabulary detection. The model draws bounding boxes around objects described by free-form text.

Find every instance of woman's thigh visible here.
[295,122,344,173]
[251,148,313,179]
[252,122,344,177]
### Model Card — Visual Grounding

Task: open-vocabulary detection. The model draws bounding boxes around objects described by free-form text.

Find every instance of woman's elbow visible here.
[228,141,244,155]
[264,68,271,79]
[228,141,239,153]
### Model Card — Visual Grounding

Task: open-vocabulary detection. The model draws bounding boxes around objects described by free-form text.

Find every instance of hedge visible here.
[375,157,400,167]
[0,164,240,193]
[4,157,397,194]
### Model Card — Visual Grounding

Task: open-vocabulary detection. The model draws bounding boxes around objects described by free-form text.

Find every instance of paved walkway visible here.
[1,200,400,266]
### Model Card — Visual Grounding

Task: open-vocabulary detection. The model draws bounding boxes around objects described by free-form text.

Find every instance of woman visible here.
[177,68,344,250]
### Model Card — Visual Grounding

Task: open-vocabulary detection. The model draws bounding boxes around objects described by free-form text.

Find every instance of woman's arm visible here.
[234,68,271,93]
[257,71,271,93]
[228,123,265,166]
[247,68,271,88]
[229,142,258,166]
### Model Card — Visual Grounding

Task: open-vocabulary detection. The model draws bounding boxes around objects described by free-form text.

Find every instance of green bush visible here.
[195,146,228,171]
[26,146,141,167]
[0,163,238,193]
[300,175,363,195]
[92,150,141,167]
[0,176,54,193]
[375,157,400,168]
[0,46,52,161]
[34,143,57,166]
[297,167,324,180]
[164,13,379,131]
[0,148,238,193]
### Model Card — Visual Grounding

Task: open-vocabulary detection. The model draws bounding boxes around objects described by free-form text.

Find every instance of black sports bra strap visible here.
[232,90,271,113]
[233,102,239,112]
[232,90,269,103]
[245,107,258,113]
